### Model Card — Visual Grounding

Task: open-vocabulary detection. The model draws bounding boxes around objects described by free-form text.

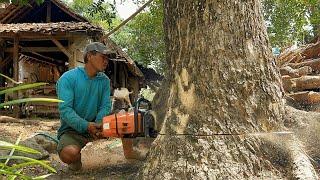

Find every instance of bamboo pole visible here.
[101,0,154,41]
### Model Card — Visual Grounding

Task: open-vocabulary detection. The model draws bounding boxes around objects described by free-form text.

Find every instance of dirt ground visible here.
[0,117,146,179]
[1,105,320,179]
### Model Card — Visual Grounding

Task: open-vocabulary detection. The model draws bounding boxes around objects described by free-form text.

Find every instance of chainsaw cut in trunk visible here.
[140,0,318,179]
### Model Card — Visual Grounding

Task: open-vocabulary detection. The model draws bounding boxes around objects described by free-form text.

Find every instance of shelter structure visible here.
[0,0,144,116]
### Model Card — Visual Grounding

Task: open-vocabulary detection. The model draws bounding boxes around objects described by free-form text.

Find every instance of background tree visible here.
[113,0,166,73]
[141,0,317,179]
[263,0,320,47]
[66,0,118,30]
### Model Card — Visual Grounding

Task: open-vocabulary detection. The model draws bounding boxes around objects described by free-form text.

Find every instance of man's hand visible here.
[87,122,103,140]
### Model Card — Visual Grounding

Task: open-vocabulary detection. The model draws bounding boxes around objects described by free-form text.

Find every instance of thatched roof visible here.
[0,0,145,79]
[0,22,102,34]
[0,0,87,23]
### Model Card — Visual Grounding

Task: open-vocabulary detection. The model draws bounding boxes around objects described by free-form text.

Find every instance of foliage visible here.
[0,139,56,179]
[66,0,118,29]
[263,0,320,47]
[139,88,155,101]
[6,0,319,72]
[0,0,44,5]
[0,73,63,109]
[0,74,59,178]
[112,0,166,74]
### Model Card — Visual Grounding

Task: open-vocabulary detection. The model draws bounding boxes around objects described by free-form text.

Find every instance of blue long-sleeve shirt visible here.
[56,67,111,138]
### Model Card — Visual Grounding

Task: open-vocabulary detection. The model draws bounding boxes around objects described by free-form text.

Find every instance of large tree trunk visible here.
[140,0,317,179]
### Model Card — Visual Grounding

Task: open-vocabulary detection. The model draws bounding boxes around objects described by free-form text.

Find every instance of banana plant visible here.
[0,140,56,179]
[0,73,63,108]
[0,73,60,178]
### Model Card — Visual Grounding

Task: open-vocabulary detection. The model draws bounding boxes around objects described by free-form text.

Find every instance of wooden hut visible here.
[0,0,144,116]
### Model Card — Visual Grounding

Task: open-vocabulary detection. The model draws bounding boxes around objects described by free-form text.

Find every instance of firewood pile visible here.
[277,40,320,111]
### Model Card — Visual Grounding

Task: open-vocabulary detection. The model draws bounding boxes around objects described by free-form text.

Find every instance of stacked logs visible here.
[278,40,320,111]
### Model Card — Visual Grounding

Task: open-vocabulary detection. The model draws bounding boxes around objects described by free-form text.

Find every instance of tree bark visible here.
[141,0,295,179]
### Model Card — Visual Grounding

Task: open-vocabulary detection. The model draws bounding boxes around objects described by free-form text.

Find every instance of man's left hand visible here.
[88,122,103,140]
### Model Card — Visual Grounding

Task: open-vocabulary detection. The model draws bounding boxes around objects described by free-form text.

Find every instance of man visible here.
[56,42,112,170]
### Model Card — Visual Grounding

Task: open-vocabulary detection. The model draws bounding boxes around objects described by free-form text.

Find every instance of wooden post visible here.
[46,1,51,23]
[13,36,19,82]
[68,38,76,69]
[13,36,21,117]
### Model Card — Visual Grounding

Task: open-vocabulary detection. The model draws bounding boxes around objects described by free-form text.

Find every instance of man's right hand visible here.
[87,122,102,140]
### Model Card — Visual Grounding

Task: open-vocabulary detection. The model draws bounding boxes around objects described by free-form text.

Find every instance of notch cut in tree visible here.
[140,0,318,179]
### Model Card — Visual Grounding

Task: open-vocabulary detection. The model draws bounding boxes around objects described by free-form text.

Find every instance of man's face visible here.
[88,52,109,72]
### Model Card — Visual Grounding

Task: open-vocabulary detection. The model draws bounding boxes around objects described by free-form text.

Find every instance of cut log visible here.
[282,75,296,92]
[287,91,320,105]
[288,58,320,72]
[301,41,320,60]
[293,76,320,91]
[280,66,312,78]
[277,48,304,65]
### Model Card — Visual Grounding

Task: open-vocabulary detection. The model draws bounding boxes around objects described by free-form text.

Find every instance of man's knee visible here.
[59,145,81,164]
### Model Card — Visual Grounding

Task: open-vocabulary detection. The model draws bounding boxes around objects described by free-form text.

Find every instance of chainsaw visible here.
[102,98,157,139]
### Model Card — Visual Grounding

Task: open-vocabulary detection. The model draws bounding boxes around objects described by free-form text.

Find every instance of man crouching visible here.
[56,42,113,171]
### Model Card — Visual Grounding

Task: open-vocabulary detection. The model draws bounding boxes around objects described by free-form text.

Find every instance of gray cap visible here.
[83,42,115,56]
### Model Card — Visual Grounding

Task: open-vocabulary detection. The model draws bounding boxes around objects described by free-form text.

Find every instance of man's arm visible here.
[95,79,111,123]
[57,77,89,134]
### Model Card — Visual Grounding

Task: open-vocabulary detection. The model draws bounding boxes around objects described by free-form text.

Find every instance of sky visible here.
[110,0,139,19]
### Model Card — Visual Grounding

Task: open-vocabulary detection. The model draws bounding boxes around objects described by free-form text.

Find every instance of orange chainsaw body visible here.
[102,111,142,138]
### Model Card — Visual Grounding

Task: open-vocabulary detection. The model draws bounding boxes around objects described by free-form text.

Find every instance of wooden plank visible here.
[0,56,11,69]
[0,5,23,23]
[5,46,63,53]
[51,37,71,58]
[29,51,65,65]
[22,55,56,66]
[5,5,31,23]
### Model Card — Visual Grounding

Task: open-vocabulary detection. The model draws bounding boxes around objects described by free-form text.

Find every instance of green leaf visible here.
[0,98,63,108]
[5,134,22,165]
[0,169,30,179]
[0,141,40,154]
[32,174,52,179]
[0,83,48,95]
[8,169,22,180]
[0,162,9,169]
[0,156,56,173]
[0,73,20,85]
[8,162,38,171]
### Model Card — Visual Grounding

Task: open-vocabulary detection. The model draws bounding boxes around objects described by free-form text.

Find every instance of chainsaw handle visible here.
[133,98,151,135]
[134,98,152,111]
